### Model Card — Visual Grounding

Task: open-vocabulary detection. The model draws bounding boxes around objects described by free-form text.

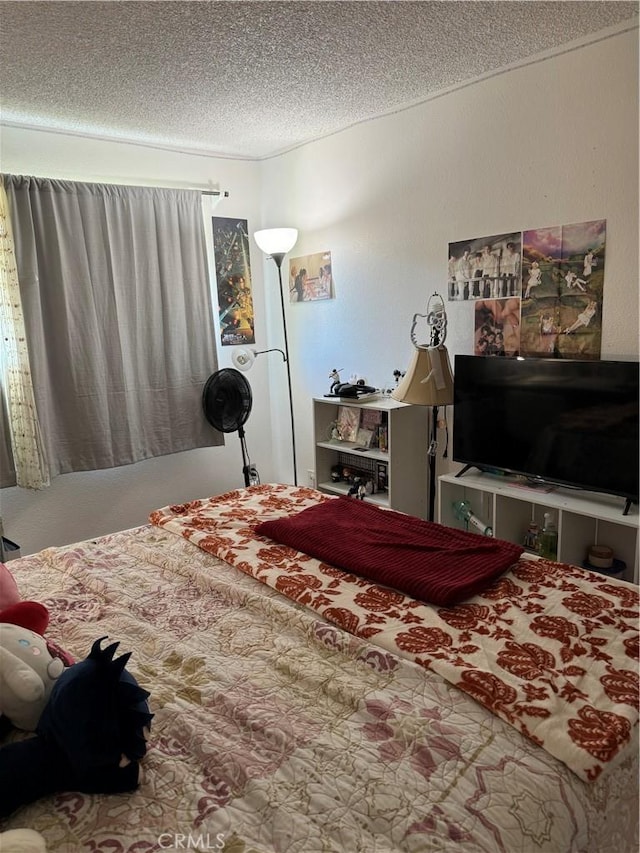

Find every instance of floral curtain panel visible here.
[0,181,50,488]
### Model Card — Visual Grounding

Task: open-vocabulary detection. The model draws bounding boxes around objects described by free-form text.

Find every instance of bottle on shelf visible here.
[452,500,493,537]
[523,521,540,554]
[539,512,558,560]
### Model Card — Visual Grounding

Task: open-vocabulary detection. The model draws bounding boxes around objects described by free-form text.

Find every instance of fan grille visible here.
[202,368,253,433]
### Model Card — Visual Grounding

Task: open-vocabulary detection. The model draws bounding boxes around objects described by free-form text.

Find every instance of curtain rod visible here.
[4,174,231,198]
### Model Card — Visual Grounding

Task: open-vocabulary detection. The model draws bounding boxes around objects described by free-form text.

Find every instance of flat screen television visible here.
[452,355,639,509]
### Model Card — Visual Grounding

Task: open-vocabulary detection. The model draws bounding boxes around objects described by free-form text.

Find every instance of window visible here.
[1,175,222,487]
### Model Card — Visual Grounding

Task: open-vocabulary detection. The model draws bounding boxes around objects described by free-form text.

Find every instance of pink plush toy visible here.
[0,561,50,637]
[0,562,21,610]
[0,563,73,657]
[0,564,74,734]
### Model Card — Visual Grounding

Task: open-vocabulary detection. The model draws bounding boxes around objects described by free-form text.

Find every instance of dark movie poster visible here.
[212,217,255,346]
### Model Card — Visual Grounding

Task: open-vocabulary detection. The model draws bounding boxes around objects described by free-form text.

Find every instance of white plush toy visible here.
[0,829,47,852]
[0,623,65,731]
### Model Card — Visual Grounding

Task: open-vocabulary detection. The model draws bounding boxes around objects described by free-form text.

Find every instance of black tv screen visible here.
[453,356,639,503]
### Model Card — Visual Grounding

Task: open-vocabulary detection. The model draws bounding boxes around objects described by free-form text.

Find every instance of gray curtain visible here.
[1,175,222,486]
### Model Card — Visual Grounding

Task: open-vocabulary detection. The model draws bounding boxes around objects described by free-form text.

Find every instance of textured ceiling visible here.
[1,1,637,160]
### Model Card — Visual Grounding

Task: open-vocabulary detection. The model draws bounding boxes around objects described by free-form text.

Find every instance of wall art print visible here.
[212,217,255,346]
[473,298,521,357]
[288,251,334,302]
[448,231,522,303]
[448,220,606,360]
[520,219,606,358]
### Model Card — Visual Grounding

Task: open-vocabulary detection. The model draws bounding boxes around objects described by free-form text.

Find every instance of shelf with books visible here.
[312,396,429,518]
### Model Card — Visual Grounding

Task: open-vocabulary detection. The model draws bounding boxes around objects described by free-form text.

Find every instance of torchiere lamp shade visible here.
[392,345,454,407]
[254,228,298,258]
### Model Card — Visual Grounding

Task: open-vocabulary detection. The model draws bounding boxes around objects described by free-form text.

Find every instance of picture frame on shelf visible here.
[337,406,360,443]
[361,409,383,430]
[355,427,374,448]
[376,425,388,452]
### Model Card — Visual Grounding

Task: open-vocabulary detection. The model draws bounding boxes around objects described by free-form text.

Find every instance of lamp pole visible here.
[270,252,298,486]
[254,228,299,488]
[428,321,442,523]
[428,406,438,522]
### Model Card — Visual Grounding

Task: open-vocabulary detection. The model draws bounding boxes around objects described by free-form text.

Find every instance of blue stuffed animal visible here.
[0,636,152,817]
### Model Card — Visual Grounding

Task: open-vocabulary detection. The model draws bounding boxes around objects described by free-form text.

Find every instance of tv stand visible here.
[438,470,639,585]
[455,464,474,478]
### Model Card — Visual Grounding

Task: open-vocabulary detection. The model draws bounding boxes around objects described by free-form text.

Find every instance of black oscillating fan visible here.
[202,368,259,487]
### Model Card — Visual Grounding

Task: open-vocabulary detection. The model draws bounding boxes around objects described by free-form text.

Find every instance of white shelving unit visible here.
[313,396,429,518]
[438,470,639,584]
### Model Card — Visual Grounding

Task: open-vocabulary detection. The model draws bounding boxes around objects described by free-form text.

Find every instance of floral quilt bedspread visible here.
[151,484,640,784]
[1,490,637,853]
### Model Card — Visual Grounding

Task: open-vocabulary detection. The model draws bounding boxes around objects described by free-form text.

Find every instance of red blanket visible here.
[255,497,523,606]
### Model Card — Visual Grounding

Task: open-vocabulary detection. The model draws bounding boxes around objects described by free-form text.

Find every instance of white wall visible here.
[1,24,638,554]
[261,25,639,484]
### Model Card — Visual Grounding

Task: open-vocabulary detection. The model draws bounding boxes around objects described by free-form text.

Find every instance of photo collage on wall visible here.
[212,217,255,347]
[448,220,606,358]
[448,231,522,357]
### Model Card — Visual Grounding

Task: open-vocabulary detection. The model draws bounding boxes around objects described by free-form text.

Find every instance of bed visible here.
[1,483,638,852]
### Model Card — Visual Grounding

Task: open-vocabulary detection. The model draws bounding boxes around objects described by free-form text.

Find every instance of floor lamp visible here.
[392,293,454,522]
[253,227,299,486]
